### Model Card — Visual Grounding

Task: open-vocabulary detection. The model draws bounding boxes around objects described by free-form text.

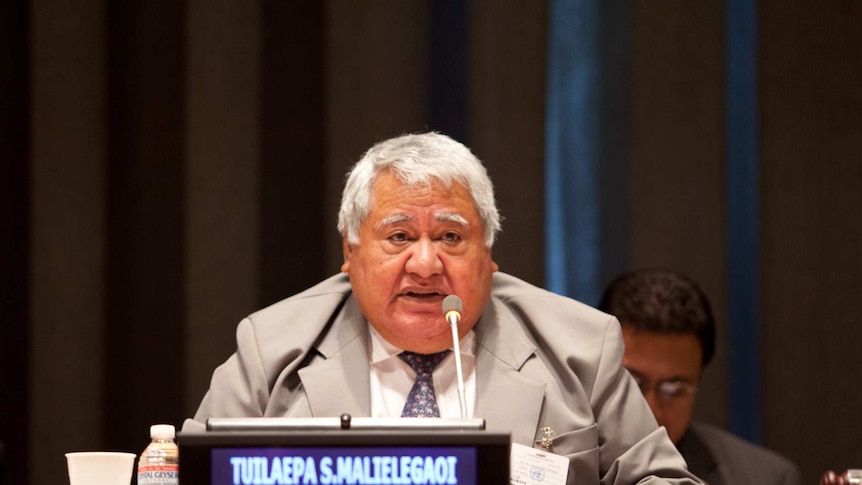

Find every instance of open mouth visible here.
[403,291,445,300]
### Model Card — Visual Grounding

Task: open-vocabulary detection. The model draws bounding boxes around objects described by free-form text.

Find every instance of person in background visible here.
[186,132,700,484]
[598,268,801,485]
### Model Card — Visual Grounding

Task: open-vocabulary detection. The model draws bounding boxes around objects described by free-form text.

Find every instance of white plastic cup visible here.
[65,452,136,485]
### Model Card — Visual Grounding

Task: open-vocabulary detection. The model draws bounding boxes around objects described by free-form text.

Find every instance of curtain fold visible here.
[544,0,629,305]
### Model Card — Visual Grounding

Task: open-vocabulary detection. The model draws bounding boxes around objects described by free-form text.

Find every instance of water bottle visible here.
[137,424,179,485]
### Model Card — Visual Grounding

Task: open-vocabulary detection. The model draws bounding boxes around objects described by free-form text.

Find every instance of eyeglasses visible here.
[629,372,698,401]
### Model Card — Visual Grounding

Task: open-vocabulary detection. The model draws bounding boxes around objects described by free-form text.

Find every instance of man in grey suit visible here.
[599,269,801,485]
[187,133,700,484]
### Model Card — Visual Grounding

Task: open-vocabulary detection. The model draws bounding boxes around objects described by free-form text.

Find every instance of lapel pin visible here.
[536,426,555,452]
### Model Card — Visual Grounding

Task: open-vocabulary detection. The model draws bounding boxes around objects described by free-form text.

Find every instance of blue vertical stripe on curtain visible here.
[726,0,762,443]
[545,0,602,302]
[545,0,628,304]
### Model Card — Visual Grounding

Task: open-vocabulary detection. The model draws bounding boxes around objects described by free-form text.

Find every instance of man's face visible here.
[621,326,702,444]
[341,171,499,354]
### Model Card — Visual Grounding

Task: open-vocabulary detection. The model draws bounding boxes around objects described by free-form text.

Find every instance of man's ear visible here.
[340,236,352,273]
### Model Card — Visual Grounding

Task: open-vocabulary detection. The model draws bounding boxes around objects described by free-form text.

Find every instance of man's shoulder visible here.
[247,273,353,324]
[491,272,614,325]
[486,272,622,361]
[690,421,778,455]
[688,421,800,480]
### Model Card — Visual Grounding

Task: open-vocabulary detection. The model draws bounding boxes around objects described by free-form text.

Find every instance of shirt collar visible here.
[368,324,476,365]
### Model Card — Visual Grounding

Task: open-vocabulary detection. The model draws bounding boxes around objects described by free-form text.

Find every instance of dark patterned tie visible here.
[399,350,451,417]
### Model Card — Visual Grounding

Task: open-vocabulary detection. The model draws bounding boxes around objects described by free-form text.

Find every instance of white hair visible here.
[337,132,501,247]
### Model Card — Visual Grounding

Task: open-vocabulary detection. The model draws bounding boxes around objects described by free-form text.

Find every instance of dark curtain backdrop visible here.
[759,0,862,476]
[1,2,30,484]
[2,1,861,484]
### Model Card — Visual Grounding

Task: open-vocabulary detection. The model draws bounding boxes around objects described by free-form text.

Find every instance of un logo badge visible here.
[530,466,546,481]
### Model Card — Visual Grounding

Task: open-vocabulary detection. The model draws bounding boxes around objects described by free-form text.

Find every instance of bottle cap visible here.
[150,424,176,439]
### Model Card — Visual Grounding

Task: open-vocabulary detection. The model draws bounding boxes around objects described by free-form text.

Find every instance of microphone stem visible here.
[448,315,468,419]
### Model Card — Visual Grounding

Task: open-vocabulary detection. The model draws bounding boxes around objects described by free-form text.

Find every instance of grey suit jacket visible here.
[678,421,801,485]
[187,272,700,485]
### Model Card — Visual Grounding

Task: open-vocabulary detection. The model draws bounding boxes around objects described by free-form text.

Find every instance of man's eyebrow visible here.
[435,212,468,225]
[664,375,696,384]
[376,213,413,229]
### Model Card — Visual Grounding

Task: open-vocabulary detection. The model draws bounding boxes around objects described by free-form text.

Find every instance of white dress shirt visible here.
[368,324,476,419]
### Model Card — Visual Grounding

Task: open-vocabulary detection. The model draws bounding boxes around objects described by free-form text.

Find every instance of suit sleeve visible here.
[184,318,269,431]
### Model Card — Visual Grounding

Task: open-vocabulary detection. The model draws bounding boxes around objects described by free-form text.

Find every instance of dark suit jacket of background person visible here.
[678,421,802,485]
[186,272,700,485]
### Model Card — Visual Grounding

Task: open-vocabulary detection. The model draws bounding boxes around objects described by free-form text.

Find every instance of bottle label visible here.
[138,465,179,485]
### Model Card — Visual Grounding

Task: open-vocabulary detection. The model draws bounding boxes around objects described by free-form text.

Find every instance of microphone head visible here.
[442,295,463,317]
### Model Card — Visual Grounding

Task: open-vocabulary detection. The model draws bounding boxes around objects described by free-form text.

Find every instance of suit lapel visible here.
[473,298,546,445]
[299,296,372,417]
[677,423,722,485]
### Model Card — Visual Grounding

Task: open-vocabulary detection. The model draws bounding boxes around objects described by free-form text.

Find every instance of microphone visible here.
[442,295,467,419]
